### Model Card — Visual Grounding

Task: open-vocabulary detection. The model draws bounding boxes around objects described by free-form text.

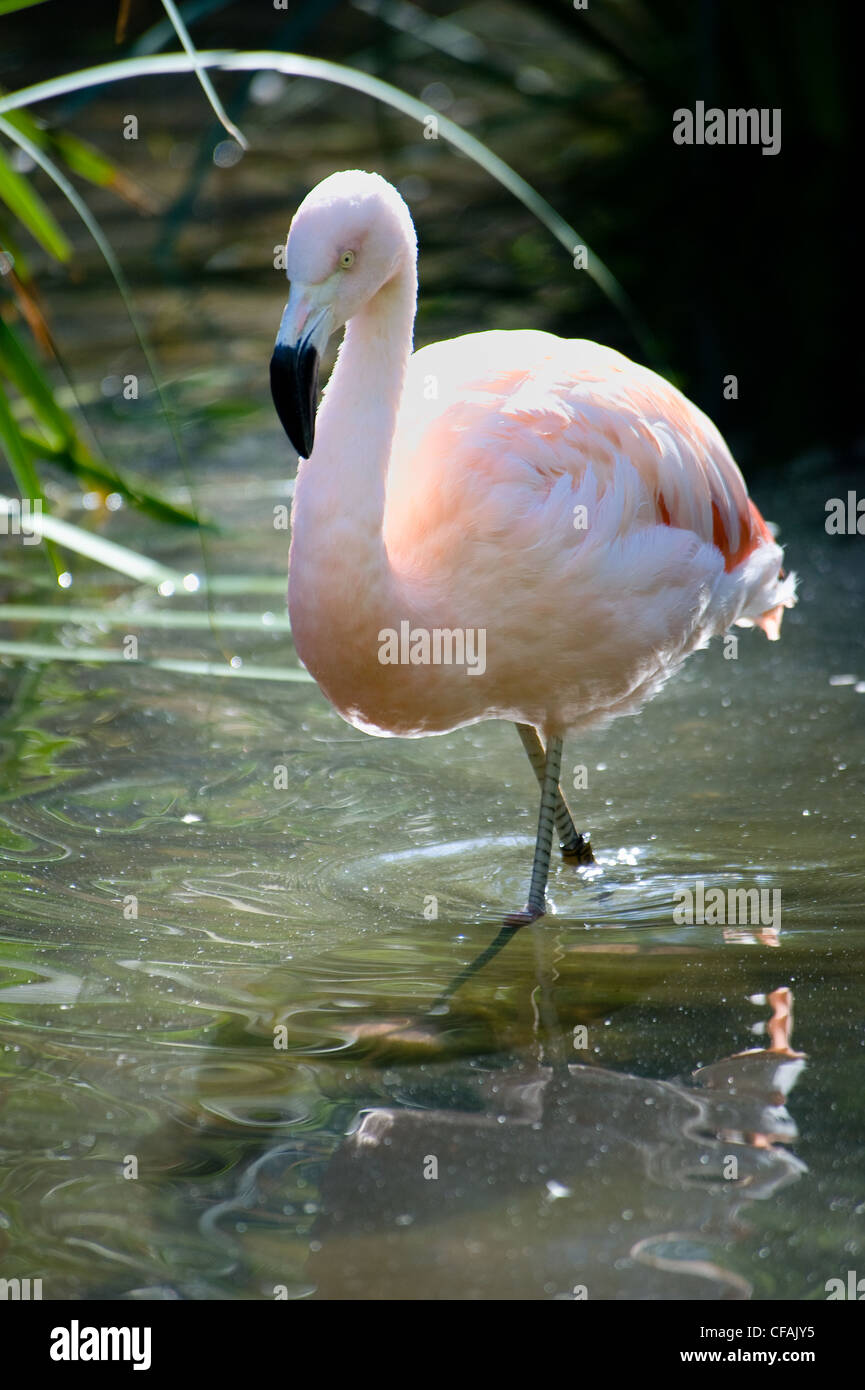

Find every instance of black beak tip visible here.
[270,341,319,459]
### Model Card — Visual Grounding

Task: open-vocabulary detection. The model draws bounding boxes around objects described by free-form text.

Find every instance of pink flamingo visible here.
[270,170,796,924]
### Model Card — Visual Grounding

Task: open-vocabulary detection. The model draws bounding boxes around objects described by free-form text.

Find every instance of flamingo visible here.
[270,170,796,924]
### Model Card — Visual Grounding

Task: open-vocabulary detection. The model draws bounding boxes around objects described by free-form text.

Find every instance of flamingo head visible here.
[270,169,416,457]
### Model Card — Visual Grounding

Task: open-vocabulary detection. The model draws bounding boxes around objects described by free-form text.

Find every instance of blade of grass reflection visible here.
[0,642,312,680]
[0,605,291,631]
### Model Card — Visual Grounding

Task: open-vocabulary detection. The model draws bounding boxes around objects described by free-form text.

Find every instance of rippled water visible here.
[1,431,863,1300]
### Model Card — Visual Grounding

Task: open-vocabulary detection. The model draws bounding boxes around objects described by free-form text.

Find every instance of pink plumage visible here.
[270,170,796,921]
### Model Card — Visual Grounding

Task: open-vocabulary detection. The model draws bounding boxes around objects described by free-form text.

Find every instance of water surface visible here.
[2,439,863,1300]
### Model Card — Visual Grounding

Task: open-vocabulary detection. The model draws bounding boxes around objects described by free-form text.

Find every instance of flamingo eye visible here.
[339,250,355,269]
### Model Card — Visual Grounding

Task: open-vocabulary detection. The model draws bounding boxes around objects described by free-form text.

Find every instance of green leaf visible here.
[0,112,207,541]
[0,316,73,445]
[1,106,114,185]
[50,131,116,188]
[0,107,144,202]
[0,0,51,12]
[0,378,61,575]
[18,434,213,529]
[0,318,208,528]
[0,374,41,497]
[0,143,71,261]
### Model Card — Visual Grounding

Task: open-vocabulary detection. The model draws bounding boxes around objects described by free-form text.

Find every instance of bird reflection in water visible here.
[309,968,806,1300]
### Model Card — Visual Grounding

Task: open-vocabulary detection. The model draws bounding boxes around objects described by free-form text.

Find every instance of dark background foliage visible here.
[1,0,859,480]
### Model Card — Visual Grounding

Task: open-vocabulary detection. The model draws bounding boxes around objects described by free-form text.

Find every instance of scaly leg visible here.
[506,733,565,925]
[516,723,593,864]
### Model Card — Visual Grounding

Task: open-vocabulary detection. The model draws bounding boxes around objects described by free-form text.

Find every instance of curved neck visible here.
[288,262,416,644]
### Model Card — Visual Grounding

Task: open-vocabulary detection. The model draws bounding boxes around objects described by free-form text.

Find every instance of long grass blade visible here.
[0,317,72,442]
[0,604,291,631]
[0,381,60,575]
[0,264,204,529]
[0,494,181,585]
[1,107,157,210]
[0,113,211,554]
[159,0,248,149]
[0,640,311,681]
[0,143,71,261]
[0,50,654,356]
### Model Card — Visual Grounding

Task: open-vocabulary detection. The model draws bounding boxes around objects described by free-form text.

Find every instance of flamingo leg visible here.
[506,733,565,925]
[516,723,594,864]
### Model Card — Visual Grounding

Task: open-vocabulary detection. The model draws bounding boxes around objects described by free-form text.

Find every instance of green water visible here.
[0,58,862,1299]
[1,429,863,1299]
